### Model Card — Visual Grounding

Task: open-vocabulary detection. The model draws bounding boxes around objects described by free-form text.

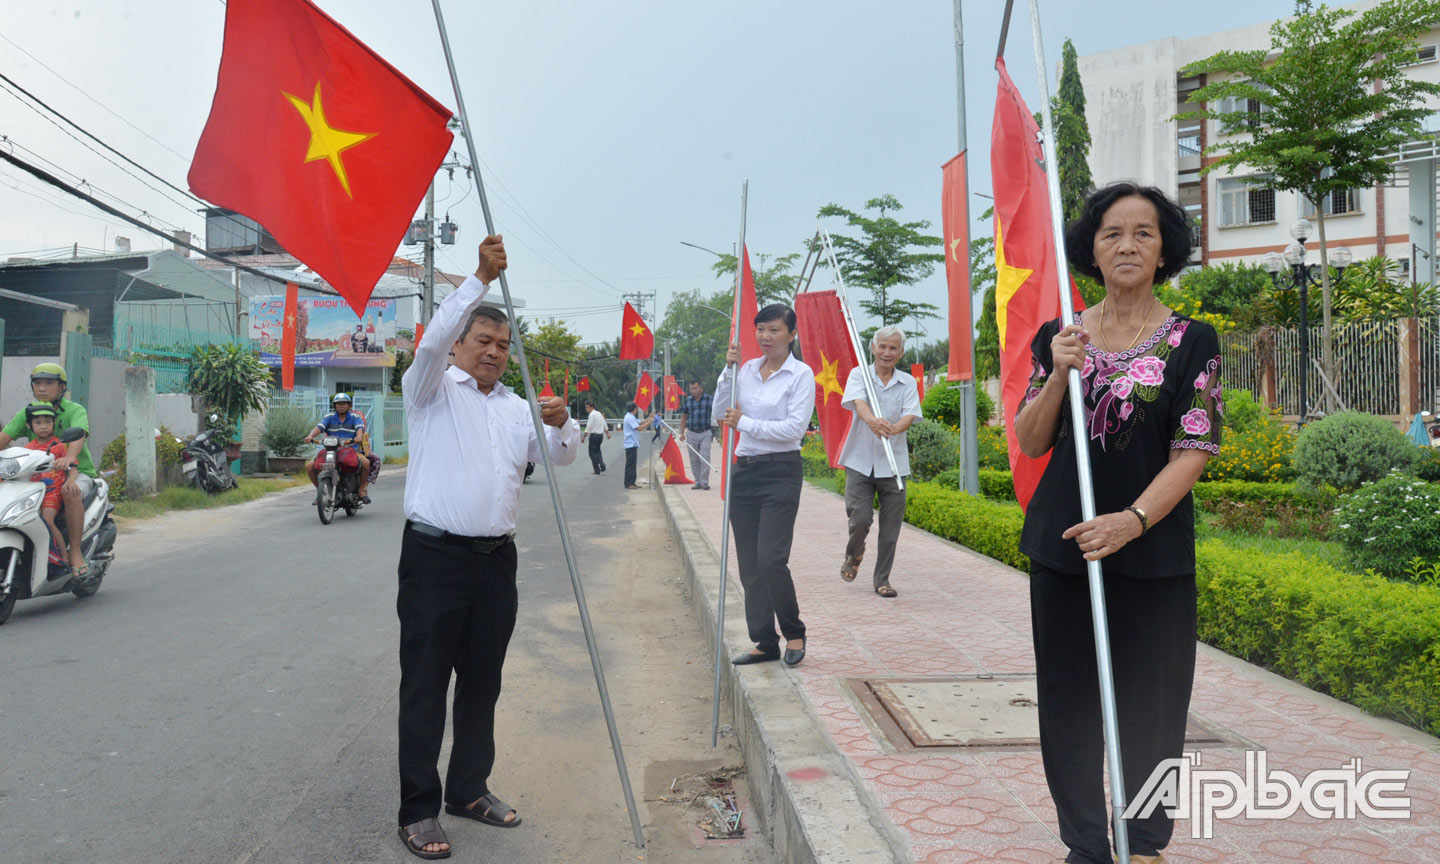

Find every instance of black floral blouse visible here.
[1018,313,1223,578]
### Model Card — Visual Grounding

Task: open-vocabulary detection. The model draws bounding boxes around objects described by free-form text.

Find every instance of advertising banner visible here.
[251,295,398,367]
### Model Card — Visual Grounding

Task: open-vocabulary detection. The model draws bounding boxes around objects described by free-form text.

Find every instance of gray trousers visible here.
[686,428,713,487]
[844,468,907,588]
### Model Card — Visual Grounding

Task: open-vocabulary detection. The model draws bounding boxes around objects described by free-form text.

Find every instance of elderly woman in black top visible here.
[1014,182,1222,864]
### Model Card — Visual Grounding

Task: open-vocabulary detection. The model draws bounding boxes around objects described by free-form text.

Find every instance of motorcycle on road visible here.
[0,427,118,625]
[314,436,364,524]
[181,418,238,494]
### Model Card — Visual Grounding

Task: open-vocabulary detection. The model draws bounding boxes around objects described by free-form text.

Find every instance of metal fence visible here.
[1220,318,1440,416]
[264,388,407,459]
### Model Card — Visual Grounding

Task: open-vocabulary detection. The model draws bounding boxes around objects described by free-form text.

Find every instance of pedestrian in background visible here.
[583,400,610,475]
[679,380,714,490]
[621,402,654,490]
[838,325,921,598]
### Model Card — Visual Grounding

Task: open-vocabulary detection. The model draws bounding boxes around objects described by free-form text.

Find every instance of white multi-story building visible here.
[1077,1,1440,282]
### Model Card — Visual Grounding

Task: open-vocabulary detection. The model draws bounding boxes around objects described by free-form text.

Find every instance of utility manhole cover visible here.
[850,676,1247,752]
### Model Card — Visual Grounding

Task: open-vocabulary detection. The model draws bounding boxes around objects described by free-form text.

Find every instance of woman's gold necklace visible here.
[1098,298,1156,353]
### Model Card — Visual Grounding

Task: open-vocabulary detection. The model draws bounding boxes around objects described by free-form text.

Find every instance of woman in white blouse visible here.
[713,304,817,667]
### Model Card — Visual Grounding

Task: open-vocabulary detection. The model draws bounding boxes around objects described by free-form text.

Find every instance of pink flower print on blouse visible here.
[1110,375,1135,400]
[1167,319,1189,348]
[1180,407,1211,436]
[1128,356,1167,387]
[1120,401,1135,421]
[1082,355,1094,378]
[1195,370,1210,390]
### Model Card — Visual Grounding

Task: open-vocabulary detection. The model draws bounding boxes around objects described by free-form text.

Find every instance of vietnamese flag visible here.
[619,302,654,360]
[912,364,925,401]
[794,290,859,469]
[413,322,424,350]
[992,59,1086,510]
[188,0,453,315]
[942,154,974,382]
[577,376,591,393]
[280,280,299,391]
[659,435,693,485]
[538,359,555,399]
[634,371,656,411]
[719,245,763,493]
[663,375,681,411]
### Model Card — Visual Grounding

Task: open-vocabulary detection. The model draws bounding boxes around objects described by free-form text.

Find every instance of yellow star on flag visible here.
[286,313,296,328]
[993,215,1034,352]
[283,82,376,198]
[640,385,650,396]
[949,236,964,263]
[629,322,648,338]
[814,350,844,405]
[664,463,677,482]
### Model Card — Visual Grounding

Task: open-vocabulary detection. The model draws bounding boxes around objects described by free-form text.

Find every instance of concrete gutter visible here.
[651,465,910,864]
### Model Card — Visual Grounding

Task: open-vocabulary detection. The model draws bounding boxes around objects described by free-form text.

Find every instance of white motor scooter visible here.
[0,427,117,625]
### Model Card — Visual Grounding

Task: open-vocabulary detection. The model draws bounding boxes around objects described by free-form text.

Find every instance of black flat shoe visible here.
[731,651,780,665]
[783,641,806,666]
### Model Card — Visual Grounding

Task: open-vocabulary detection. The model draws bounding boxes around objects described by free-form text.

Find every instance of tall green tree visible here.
[1055,38,1094,225]
[708,250,803,306]
[817,195,944,334]
[1178,0,1440,408]
[657,286,734,390]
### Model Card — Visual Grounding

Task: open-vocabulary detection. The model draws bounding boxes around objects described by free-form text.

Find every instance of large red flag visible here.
[188,0,453,315]
[794,291,859,469]
[577,376,591,393]
[619,302,654,360]
[634,371,656,411]
[663,375,681,411]
[719,245,764,493]
[659,436,693,485]
[942,154,974,381]
[992,59,1086,511]
[281,280,298,391]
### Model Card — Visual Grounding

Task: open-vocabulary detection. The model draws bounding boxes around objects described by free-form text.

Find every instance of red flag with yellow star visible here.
[659,436,693,485]
[634,371,656,412]
[663,375,681,411]
[281,280,299,391]
[794,290,858,469]
[619,302,654,360]
[992,59,1086,510]
[188,0,453,315]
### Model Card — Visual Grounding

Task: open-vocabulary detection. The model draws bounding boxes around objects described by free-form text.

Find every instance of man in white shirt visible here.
[395,235,581,859]
[838,325,922,598]
[583,400,610,474]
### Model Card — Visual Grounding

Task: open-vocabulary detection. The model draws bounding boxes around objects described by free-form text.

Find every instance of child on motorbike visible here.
[23,402,73,570]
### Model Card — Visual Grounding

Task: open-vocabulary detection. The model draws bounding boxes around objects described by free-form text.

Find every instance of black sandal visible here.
[875,584,898,598]
[397,817,451,859]
[445,793,522,828]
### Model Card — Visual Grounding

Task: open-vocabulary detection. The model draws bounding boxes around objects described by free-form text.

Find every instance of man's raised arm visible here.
[402,236,507,410]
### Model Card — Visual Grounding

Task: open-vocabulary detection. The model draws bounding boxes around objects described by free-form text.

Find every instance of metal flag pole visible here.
[712,179,748,747]
[818,226,904,490]
[1025,0,1129,858]
[953,0,981,497]
[429,0,644,848]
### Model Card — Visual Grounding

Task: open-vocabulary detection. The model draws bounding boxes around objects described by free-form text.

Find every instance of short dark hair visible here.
[688,380,703,389]
[460,304,510,343]
[754,303,796,331]
[1065,182,1192,285]
[626,401,638,413]
[584,400,594,410]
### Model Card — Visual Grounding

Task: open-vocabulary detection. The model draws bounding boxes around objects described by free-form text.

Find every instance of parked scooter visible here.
[314,435,364,524]
[0,427,117,625]
[182,416,238,494]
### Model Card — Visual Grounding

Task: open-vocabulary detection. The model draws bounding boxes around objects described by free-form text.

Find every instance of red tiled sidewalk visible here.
[673,480,1440,864]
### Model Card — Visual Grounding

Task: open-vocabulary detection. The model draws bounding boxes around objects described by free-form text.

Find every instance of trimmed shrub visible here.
[922,379,995,429]
[976,423,1011,471]
[1333,473,1440,580]
[929,468,1017,502]
[906,418,962,481]
[1294,412,1417,492]
[1414,447,1440,484]
[903,481,1029,571]
[261,406,314,457]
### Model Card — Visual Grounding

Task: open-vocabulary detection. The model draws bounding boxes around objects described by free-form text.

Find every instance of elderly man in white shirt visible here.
[838,325,922,598]
[395,235,581,860]
[583,400,610,474]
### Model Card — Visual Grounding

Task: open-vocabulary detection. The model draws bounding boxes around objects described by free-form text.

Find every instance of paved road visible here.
[0,436,768,864]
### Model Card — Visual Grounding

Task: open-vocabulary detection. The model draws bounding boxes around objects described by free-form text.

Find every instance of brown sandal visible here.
[446,793,522,828]
[875,584,898,598]
[398,817,451,859]
[840,555,861,582]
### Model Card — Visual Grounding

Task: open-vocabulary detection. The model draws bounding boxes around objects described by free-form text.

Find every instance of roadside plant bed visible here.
[886,480,1440,738]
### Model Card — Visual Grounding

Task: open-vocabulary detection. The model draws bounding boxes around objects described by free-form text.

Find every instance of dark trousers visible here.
[588,433,606,472]
[623,445,638,486]
[729,453,805,653]
[843,468,907,588]
[396,526,519,827]
[1030,564,1197,864]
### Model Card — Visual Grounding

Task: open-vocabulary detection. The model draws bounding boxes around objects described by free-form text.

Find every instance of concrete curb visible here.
[650,461,910,864]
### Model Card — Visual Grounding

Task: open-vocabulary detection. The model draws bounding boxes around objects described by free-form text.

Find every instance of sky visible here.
[0,0,1302,352]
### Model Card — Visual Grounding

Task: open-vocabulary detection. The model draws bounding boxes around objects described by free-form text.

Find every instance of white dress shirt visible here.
[711,353,816,456]
[838,365,923,478]
[584,409,607,436]
[402,274,581,536]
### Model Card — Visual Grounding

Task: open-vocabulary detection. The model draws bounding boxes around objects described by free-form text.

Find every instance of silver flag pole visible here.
[429,0,644,847]
[712,179,748,747]
[1025,0,1129,858]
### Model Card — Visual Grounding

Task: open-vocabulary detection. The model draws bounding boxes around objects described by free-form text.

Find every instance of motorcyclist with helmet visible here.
[304,393,371,504]
[22,402,74,571]
[0,364,94,575]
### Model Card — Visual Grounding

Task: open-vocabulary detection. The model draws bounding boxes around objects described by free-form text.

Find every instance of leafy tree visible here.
[817,194,944,334]
[658,286,733,390]
[708,250,803,306]
[1055,38,1094,225]
[1177,262,1273,328]
[1178,0,1440,408]
[525,319,583,392]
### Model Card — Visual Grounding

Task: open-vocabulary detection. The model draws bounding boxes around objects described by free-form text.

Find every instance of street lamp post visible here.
[1261,219,1350,422]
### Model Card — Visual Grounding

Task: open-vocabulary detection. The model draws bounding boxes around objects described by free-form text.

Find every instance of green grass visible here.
[113,476,309,521]
[383,454,409,466]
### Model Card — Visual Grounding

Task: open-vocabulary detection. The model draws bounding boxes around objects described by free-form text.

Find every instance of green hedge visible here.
[875,478,1440,737]
[932,468,1018,502]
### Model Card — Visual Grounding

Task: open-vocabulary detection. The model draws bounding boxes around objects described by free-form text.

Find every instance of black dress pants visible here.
[623,445,638,486]
[729,453,805,653]
[396,526,518,827]
[588,433,605,472]
[1029,563,1197,864]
